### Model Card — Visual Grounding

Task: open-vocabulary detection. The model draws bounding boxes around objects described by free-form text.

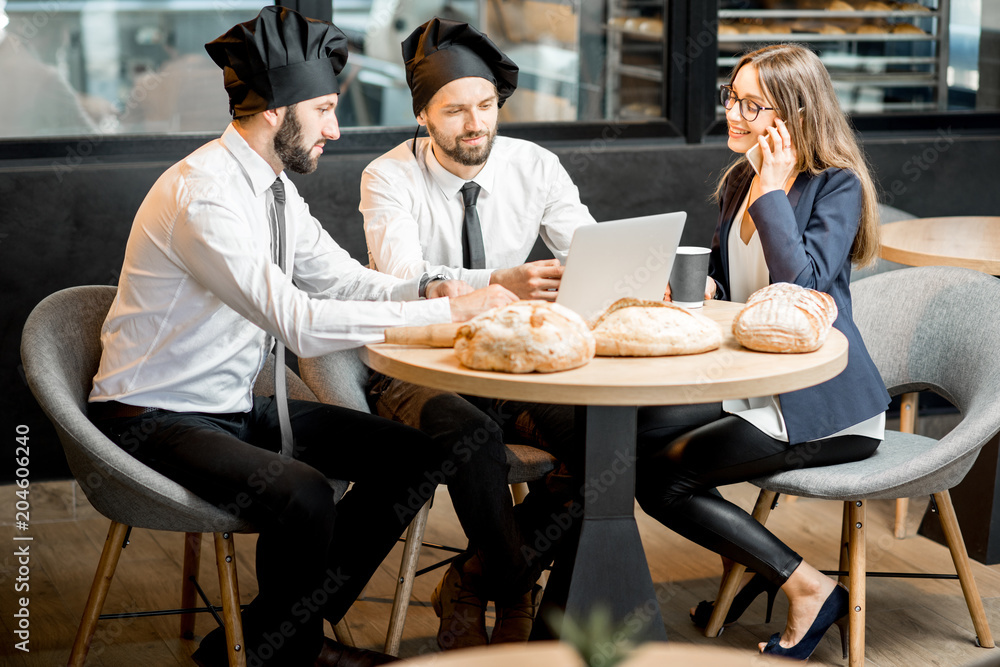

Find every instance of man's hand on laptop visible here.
[449,285,519,322]
[664,277,717,302]
[489,259,564,301]
[426,279,475,299]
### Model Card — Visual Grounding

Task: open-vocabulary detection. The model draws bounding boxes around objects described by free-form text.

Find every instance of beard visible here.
[426,120,498,167]
[273,104,321,174]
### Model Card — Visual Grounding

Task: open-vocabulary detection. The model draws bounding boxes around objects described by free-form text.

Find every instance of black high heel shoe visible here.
[761,584,849,660]
[690,572,780,630]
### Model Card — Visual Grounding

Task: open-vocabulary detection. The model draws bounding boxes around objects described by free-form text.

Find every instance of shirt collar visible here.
[220,123,285,197]
[421,136,498,199]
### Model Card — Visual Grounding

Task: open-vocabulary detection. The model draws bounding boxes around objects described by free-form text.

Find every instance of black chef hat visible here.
[205,6,349,118]
[402,18,518,116]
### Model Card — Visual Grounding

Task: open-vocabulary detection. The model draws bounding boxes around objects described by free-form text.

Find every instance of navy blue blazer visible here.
[710,161,890,444]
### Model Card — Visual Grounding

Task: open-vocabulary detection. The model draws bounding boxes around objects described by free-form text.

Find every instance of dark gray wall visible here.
[4,129,998,481]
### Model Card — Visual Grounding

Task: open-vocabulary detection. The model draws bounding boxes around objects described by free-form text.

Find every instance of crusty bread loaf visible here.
[818,22,848,34]
[826,0,854,10]
[861,1,891,9]
[591,298,722,357]
[891,22,926,34]
[637,18,664,35]
[733,283,838,353]
[454,301,595,373]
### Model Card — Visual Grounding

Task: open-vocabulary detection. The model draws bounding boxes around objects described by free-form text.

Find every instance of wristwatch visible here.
[419,273,450,298]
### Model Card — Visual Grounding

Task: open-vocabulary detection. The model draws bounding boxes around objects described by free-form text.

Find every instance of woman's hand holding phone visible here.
[748,118,797,194]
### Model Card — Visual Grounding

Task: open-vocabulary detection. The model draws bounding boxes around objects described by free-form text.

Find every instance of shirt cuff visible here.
[401,295,452,326]
[465,268,493,290]
[390,276,423,302]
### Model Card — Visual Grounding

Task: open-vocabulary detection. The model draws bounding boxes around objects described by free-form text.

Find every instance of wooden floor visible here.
[3,478,1000,666]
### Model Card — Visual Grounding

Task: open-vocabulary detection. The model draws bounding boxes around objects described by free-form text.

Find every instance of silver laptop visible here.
[556,212,687,322]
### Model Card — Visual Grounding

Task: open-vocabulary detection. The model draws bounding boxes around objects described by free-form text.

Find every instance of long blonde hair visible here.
[715,44,880,268]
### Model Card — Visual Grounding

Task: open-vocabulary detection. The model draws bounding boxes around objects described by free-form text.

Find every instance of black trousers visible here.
[94,397,443,666]
[635,404,880,586]
[368,373,581,604]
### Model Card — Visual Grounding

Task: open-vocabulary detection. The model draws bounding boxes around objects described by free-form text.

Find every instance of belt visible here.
[88,400,162,421]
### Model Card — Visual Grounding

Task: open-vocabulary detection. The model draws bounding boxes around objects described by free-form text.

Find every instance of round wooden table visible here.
[364,301,848,641]
[879,216,1000,273]
[396,640,789,666]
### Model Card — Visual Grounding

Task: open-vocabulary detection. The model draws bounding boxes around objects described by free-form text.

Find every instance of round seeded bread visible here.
[732,283,838,353]
[454,301,595,373]
[591,298,722,357]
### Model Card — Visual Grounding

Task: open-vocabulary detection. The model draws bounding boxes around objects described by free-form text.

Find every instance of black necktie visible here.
[269,179,294,458]
[460,182,486,270]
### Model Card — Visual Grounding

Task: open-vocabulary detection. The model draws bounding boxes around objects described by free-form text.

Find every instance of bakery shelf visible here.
[720,72,938,86]
[718,33,938,43]
[718,55,939,66]
[616,64,664,83]
[605,25,664,42]
[716,0,949,114]
[718,10,938,19]
[605,0,667,120]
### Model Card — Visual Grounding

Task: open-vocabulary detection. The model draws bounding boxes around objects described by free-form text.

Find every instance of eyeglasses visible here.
[720,85,775,122]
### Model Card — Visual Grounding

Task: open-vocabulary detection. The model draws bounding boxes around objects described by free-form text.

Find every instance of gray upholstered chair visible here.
[857,203,921,537]
[20,285,349,667]
[298,349,558,655]
[705,266,998,665]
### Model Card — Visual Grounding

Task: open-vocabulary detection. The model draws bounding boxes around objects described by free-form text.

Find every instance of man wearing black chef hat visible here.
[87,8,516,667]
[359,18,596,649]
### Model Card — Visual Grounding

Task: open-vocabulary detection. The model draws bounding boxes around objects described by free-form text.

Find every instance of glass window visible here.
[1,1,996,141]
[716,0,996,117]
[331,0,666,127]
[0,0,261,138]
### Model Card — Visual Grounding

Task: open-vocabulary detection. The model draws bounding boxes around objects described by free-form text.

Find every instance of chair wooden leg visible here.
[847,500,866,667]
[894,393,920,539]
[839,502,850,589]
[180,532,203,639]
[214,532,246,667]
[934,491,995,648]
[383,500,431,655]
[332,617,356,646]
[510,482,530,505]
[68,521,130,667]
[705,489,778,638]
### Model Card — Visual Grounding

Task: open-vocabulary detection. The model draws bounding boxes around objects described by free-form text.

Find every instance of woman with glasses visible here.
[634,44,889,659]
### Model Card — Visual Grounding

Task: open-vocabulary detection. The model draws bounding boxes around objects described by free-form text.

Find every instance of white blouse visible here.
[723,187,885,442]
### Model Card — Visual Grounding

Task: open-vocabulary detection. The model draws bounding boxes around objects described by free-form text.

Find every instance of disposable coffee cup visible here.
[669,246,711,308]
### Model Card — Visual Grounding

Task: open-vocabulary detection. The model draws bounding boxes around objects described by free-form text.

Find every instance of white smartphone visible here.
[745,108,803,175]
[745,143,763,175]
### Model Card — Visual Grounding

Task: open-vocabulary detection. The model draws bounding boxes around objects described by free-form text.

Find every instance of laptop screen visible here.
[555,212,686,323]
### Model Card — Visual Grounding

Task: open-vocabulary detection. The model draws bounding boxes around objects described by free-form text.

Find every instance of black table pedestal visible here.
[532,405,668,645]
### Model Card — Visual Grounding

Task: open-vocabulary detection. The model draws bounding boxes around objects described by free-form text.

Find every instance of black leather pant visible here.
[635,403,880,587]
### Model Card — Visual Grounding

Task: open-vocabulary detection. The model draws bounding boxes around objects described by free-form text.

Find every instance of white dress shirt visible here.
[90,124,451,414]
[360,136,596,288]
[723,189,885,442]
